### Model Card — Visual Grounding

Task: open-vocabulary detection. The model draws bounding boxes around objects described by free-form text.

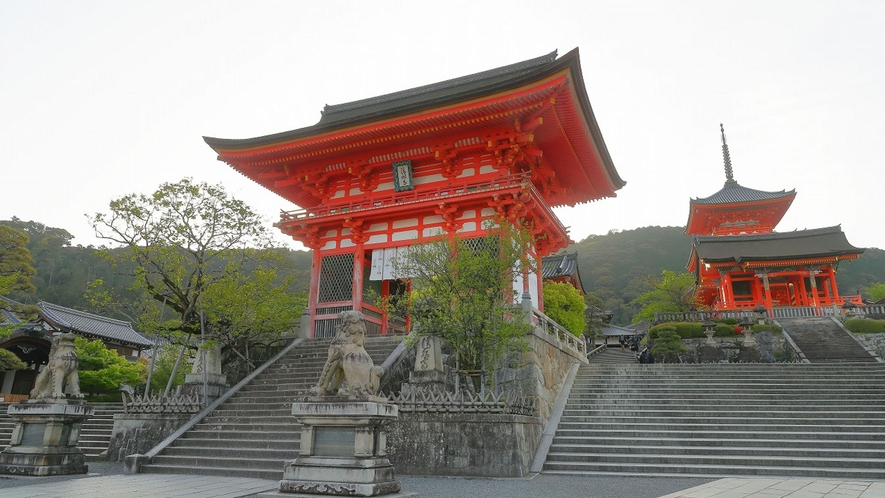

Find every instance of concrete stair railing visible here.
[542,362,885,479]
[138,335,404,479]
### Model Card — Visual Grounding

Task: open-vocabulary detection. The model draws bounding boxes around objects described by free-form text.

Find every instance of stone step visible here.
[559,413,885,423]
[139,336,402,478]
[542,461,885,479]
[140,463,282,480]
[556,421,885,433]
[150,454,291,470]
[171,437,298,450]
[554,427,885,440]
[551,436,885,450]
[548,443,885,458]
[162,445,297,460]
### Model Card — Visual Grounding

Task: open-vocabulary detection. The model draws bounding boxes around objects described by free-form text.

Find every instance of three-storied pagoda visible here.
[686,125,863,310]
[205,50,625,337]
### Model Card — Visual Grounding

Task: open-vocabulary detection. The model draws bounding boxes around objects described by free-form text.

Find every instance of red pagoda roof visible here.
[685,125,795,236]
[204,49,625,210]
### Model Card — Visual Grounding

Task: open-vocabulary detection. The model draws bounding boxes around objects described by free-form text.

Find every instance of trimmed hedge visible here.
[844,318,885,334]
[650,322,704,339]
[751,323,782,334]
[651,321,751,339]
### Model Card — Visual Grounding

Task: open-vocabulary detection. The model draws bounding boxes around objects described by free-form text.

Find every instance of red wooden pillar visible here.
[797,274,809,306]
[352,245,364,314]
[828,267,841,301]
[308,250,322,339]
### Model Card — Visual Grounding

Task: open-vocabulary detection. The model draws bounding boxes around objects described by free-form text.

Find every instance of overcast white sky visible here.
[2,1,883,252]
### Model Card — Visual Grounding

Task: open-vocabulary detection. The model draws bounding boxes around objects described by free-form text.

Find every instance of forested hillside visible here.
[1,217,313,320]
[3,218,883,327]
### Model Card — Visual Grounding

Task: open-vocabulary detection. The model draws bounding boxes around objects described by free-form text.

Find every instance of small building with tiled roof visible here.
[36,301,153,351]
[1,300,152,399]
[541,252,585,294]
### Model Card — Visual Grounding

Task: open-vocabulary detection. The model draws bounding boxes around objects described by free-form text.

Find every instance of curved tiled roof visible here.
[690,181,795,205]
[691,226,864,264]
[541,252,579,279]
[37,301,153,348]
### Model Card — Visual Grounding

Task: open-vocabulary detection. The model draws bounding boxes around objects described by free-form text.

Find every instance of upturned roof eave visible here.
[203,49,624,194]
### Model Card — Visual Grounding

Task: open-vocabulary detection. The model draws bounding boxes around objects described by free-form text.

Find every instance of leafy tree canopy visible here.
[75,337,147,395]
[0,225,37,295]
[630,269,697,324]
[389,221,534,390]
[88,178,304,376]
[542,280,585,336]
[866,283,885,302]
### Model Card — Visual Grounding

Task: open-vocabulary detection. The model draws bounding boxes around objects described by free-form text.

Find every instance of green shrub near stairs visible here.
[650,321,746,339]
[844,318,885,334]
[650,322,704,339]
[751,323,782,334]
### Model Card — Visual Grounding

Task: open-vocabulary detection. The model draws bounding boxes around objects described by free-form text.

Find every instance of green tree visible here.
[0,225,37,295]
[542,280,585,336]
[75,337,147,396]
[649,326,687,363]
[389,221,534,391]
[145,345,189,394]
[88,178,301,376]
[0,349,27,371]
[866,283,885,302]
[631,270,697,323]
[583,292,608,341]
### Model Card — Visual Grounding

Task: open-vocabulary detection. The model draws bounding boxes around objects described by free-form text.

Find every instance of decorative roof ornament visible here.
[720,123,737,186]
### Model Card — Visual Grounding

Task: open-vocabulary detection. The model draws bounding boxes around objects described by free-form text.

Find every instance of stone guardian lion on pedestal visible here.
[310,311,384,397]
[30,332,83,400]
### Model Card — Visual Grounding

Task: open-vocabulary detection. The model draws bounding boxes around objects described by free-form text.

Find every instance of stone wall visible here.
[854,333,885,358]
[387,412,542,477]
[106,413,193,462]
[495,327,587,425]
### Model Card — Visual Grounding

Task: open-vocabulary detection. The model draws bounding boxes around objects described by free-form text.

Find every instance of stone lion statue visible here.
[310,311,384,397]
[31,332,83,400]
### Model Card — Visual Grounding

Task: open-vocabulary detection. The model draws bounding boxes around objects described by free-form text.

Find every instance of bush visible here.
[751,323,782,334]
[844,319,885,334]
[721,318,738,325]
[714,323,739,337]
[650,322,704,339]
[651,328,687,362]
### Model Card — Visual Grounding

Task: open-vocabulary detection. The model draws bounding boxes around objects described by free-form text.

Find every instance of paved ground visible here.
[1,463,884,497]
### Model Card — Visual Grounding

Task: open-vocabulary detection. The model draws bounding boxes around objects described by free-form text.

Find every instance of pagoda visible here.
[686,125,863,310]
[205,50,625,337]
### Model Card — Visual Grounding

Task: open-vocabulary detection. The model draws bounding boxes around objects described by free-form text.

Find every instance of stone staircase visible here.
[0,402,123,460]
[543,362,885,478]
[779,317,878,362]
[139,335,404,479]
[588,346,636,365]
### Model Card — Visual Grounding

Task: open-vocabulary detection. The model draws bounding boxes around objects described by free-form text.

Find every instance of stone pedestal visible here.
[408,334,446,392]
[280,397,402,496]
[0,399,94,476]
[181,342,228,404]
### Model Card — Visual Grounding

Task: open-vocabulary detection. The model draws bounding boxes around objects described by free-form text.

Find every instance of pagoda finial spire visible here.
[720,123,737,186]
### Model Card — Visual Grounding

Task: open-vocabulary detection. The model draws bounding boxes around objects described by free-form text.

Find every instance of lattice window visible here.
[318,253,354,303]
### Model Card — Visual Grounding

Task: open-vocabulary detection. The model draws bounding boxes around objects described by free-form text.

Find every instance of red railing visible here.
[279,173,534,223]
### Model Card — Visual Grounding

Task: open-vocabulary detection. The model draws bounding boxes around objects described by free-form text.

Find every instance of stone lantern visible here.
[754,304,768,325]
[841,301,858,320]
[702,320,717,346]
[740,316,756,347]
